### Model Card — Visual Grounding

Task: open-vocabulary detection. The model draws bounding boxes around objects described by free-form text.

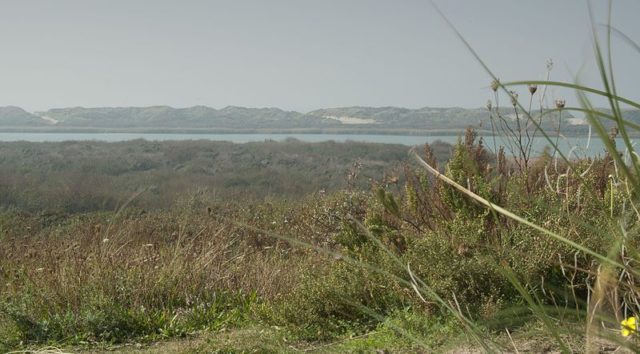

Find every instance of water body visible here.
[0,132,632,158]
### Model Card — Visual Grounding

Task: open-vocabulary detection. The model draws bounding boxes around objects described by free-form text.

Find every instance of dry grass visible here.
[0,203,338,346]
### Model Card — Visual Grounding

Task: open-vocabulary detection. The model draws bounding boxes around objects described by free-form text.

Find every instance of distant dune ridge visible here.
[0,106,47,126]
[0,105,637,134]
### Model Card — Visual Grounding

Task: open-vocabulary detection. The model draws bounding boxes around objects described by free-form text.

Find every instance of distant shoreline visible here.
[0,126,593,137]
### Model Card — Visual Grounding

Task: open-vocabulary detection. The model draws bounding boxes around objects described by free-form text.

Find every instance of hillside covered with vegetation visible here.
[2,104,636,135]
[0,131,635,352]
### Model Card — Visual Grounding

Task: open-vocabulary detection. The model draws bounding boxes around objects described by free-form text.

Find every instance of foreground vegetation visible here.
[0,139,460,351]
[0,129,633,352]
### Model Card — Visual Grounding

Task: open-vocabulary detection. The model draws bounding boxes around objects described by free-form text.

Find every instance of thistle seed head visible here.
[555,99,566,109]
[490,79,500,92]
[546,58,554,71]
[510,91,519,107]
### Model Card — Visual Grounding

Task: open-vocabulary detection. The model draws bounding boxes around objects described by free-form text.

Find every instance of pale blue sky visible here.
[0,0,638,112]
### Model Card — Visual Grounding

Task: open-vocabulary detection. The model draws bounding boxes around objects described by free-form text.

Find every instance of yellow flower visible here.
[621,316,637,337]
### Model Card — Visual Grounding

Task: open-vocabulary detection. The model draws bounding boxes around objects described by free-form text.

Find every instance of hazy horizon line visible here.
[7,104,494,115]
[7,104,635,116]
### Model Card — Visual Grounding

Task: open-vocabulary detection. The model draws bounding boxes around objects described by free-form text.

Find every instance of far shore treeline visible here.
[1,105,637,135]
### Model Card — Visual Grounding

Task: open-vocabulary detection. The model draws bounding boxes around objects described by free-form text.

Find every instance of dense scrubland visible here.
[0,138,457,351]
[0,139,455,213]
[0,126,635,352]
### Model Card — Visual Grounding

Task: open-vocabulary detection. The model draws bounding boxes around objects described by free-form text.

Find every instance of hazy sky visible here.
[1,0,639,112]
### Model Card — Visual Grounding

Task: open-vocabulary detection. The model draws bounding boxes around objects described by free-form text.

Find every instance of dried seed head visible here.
[546,58,554,71]
[528,84,538,95]
[610,126,619,139]
[490,79,500,92]
[555,99,566,109]
[486,100,492,111]
[509,91,519,107]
